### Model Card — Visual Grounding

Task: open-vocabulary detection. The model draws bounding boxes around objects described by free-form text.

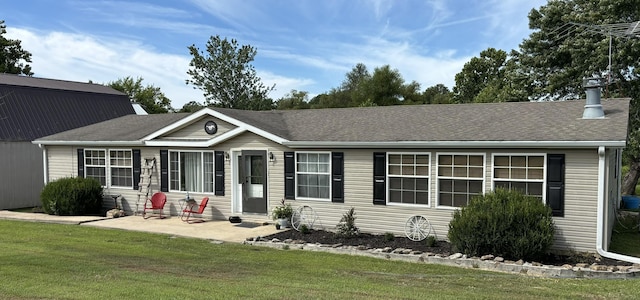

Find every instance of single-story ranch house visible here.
[33,89,630,255]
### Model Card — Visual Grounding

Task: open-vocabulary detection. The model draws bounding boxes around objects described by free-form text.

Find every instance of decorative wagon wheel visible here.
[404,215,431,241]
[291,205,318,231]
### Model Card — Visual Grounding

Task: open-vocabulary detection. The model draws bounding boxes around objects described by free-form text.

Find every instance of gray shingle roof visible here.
[218,99,630,143]
[34,99,630,145]
[35,113,189,142]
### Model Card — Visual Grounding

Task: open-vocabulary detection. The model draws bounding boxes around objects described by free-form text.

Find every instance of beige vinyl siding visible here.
[47,146,78,181]
[43,139,608,253]
[553,149,599,252]
[162,117,236,139]
[288,149,455,239]
[286,148,602,252]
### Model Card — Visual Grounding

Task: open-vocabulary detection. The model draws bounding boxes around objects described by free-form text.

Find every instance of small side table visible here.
[109,194,121,209]
[178,197,196,212]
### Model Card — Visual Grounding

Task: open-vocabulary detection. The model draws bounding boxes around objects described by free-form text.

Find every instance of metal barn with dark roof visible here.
[0,74,135,209]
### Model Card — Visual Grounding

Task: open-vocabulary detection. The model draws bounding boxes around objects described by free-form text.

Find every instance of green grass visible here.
[1,220,640,299]
[610,214,640,257]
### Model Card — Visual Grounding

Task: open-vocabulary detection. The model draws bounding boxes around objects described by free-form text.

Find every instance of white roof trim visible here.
[283,140,627,149]
[31,140,144,146]
[141,108,216,140]
[141,107,288,145]
[144,127,247,147]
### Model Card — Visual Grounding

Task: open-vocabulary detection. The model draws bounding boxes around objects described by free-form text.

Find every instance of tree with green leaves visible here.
[341,63,371,106]
[0,20,33,75]
[422,84,453,104]
[186,35,274,110]
[363,65,405,106]
[453,48,508,103]
[308,63,456,108]
[178,101,206,113]
[107,77,172,114]
[276,89,310,110]
[513,0,640,194]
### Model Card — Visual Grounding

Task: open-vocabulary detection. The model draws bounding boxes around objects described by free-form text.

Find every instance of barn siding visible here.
[0,142,43,209]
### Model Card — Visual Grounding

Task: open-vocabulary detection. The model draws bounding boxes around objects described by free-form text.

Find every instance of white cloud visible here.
[5,27,310,108]
[258,70,315,100]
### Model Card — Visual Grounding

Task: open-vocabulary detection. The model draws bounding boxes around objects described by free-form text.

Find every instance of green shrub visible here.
[425,236,437,247]
[447,189,555,260]
[336,207,359,238]
[384,232,395,241]
[40,177,103,216]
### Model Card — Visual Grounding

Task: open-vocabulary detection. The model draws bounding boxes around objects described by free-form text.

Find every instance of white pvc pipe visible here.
[596,146,640,264]
[38,144,48,185]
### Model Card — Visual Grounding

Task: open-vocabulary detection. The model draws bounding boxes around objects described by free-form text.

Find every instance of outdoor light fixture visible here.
[268,151,275,162]
[224,151,230,161]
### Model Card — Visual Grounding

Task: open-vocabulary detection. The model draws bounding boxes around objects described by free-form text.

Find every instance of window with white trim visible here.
[493,154,544,200]
[85,149,107,186]
[84,149,133,187]
[296,152,330,200]
[109,150,133,187]
[169,151,214,193]
[387,153,430,205]
[438,154,484,207]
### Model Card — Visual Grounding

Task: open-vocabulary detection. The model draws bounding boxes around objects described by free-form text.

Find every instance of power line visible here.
[551,21,640,96]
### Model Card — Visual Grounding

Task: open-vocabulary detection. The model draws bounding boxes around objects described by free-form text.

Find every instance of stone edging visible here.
[245,238,640,279]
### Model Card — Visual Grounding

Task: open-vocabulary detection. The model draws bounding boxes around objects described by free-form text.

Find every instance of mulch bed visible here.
[264,229,633,267]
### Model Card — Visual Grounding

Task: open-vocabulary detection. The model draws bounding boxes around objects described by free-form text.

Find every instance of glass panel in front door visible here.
[246,155,264,198]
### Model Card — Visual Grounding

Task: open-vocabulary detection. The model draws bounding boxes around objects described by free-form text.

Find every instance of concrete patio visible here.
[0,210,280,243]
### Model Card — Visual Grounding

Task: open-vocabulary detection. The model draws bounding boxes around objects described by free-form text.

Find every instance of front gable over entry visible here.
[160,116,236,140]
[141,108,288,148]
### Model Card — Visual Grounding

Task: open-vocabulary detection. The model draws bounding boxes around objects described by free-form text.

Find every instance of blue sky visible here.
[4,0,546,108]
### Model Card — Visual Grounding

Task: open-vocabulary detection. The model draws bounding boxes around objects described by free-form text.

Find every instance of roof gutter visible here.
[595,146,640,264]
[31,140,144,146]
[283,140,627,149]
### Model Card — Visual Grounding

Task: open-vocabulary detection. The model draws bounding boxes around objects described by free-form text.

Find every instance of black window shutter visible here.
[332,152,344,203]
[373,152,386,205]
[77,148,84,178]
[133,149,141,190]
[284,152,295,200]
[160,149,169,192]
[547,154,565,217]
[214,151,225,196]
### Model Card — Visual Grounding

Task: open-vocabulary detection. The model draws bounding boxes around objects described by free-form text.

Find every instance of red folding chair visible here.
[142,192,167,219]
[181,197,209,223]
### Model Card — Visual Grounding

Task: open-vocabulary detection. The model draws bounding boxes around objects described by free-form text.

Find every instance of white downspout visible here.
[38,144,48,185]
[596,146,640,263]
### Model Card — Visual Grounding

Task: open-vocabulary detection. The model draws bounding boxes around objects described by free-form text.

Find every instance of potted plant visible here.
[272,199,293,229]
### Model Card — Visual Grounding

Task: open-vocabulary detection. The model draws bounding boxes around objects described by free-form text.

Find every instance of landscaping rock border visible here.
[245,237,640,279]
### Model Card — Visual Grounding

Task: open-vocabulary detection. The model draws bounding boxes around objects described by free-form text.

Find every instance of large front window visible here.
[169,151,214,193]
[388,153,430,205]
[296,152,330,200]
[493,154,544,200]
[84,149,132,187]
[437,154,484,207]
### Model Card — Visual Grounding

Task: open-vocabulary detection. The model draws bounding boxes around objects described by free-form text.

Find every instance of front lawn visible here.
[0,220,639,299]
